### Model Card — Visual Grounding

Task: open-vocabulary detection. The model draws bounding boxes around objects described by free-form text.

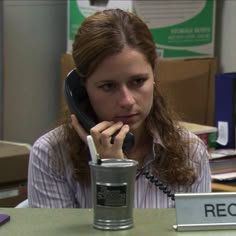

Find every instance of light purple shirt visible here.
[28,126,211,208]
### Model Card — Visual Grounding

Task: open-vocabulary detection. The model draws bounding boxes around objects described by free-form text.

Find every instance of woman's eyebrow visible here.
[95,79,114,84]
[94,73,150,84]
[129,73,149,79]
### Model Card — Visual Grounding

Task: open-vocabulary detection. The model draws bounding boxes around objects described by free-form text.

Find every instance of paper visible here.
[216,121,228,146]
[211,172,236,181]
[210,149,236,159]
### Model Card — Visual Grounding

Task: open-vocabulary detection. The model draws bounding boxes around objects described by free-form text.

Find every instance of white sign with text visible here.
[174,192,236,231]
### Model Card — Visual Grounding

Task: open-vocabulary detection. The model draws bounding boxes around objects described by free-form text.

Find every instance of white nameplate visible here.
[174,192,236,231]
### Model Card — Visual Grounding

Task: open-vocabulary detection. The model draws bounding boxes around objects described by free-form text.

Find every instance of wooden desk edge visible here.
[212,182,236,192]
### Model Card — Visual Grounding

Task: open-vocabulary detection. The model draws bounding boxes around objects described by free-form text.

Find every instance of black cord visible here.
[138,170,175,201]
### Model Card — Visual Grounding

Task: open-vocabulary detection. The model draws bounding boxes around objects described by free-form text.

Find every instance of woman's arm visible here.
[28,135,78,208]
[190,135,212,193]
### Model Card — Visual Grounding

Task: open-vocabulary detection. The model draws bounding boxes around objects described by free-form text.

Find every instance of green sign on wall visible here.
[67,0,215,59]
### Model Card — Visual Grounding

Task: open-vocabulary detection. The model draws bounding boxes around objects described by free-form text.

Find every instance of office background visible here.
[0,0,236,145]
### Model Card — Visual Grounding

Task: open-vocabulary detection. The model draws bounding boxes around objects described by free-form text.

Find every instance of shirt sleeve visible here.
[189,133,212,193]
[28,135,79,208]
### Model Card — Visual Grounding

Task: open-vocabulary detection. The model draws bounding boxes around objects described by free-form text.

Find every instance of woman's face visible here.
[85,47,155,133]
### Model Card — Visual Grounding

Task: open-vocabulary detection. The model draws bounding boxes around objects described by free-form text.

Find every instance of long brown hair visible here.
[63,9,196,185]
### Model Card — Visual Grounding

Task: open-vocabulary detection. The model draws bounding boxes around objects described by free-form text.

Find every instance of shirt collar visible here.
[140,130,165,169]
[151,129,165,148]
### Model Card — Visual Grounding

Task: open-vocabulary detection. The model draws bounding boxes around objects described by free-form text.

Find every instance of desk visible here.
[212,182,236,192]
[0,208,235,236]
[0,141,30,207]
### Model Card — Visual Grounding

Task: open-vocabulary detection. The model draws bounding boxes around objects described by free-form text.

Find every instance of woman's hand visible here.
[90,121,130,159]
[71,114,130,159]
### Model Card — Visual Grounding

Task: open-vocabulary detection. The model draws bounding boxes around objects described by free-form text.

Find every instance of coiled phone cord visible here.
[139,171,175,201]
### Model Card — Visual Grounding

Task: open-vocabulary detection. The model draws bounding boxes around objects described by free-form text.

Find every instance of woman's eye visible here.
[98,83,116,92]
[132,78,146,87]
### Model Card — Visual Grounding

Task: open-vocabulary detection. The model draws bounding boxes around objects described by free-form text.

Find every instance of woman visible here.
[28,9,211,208]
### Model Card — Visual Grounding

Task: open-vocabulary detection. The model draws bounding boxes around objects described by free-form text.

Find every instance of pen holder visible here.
[89,159,138,230]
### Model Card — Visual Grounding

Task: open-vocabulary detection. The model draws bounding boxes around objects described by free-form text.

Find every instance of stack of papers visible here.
[211,172,236,181]
[210,149,236,181]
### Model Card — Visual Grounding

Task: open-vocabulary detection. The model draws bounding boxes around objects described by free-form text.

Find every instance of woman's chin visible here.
[129,122,145,135]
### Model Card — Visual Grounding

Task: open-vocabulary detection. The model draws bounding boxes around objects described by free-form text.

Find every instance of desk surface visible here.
[212,182,236,192]
[0,208,235,236]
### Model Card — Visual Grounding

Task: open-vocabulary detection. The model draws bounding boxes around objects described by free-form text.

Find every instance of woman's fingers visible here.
[90,121,113,146]
[112,124,130,149]
[90,121,130,159]
[97,122,124,147]
[71,116,131,159]
[90,121,123,147]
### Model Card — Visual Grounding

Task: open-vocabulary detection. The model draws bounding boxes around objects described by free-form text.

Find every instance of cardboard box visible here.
[67,0,216,59]
[157,57,216,125]
[60,53,216,126]
[0,141,30,207]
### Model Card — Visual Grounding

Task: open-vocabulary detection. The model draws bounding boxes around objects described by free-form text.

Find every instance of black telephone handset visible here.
[64,69,135,152]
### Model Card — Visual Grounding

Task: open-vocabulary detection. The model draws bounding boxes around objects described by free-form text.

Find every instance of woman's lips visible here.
[114,114,138,123]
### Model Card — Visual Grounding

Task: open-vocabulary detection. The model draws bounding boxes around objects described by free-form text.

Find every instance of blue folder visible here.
[214,72,236,148]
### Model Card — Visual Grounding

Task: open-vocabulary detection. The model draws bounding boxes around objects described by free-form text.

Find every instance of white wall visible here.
[215,0,236,72]
[3,0,67,144]
[0,1,3,139]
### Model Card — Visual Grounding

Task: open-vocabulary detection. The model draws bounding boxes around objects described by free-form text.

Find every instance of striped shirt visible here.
[28,126,211,208]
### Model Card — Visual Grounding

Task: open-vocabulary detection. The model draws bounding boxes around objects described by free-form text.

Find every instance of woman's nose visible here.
[118,86,135,107]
